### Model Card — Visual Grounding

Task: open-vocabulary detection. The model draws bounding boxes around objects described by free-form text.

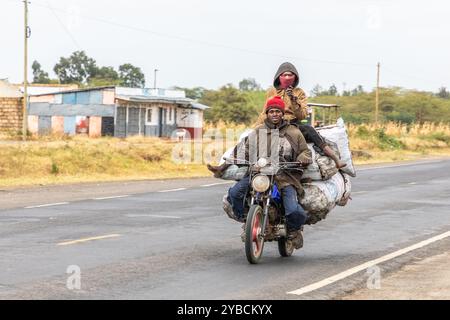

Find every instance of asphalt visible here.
[1,158,450,299]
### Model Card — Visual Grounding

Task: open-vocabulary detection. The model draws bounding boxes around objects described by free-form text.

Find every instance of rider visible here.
[225,96,312,249]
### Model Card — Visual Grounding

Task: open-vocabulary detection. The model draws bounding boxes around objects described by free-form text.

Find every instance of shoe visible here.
[207,163,231,178]
[222,195,235,219]
[222,195,244,223]
[288,229,304,249]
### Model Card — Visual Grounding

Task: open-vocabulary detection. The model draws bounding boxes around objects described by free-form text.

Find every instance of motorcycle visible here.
[225,157,306,264]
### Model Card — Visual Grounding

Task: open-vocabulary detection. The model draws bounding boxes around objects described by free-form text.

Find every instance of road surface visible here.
[1,159,450,299]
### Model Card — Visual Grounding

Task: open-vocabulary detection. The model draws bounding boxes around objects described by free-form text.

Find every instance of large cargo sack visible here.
[315,118,356,177]
[301,172,352,225]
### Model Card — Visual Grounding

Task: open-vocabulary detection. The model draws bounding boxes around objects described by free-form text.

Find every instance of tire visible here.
[278,237,294,257]
[245,204,265,264]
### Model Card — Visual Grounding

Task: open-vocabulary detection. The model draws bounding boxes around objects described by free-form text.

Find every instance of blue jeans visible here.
[281,185,307,231]
[228,178,307,230]
[228,176,250,221]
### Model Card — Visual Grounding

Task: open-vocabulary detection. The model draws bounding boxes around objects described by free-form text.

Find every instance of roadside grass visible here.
[1,121,450,188]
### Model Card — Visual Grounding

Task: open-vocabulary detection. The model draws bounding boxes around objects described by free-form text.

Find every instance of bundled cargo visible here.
[301,172,352,225]
[315,118,356,177]
[302,142,339,181]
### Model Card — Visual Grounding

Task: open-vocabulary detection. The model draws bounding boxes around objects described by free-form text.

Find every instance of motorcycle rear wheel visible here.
[245,204,265,264]
[278,236,294,257]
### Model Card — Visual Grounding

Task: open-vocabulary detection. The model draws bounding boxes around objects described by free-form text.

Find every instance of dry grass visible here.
[0,135,209,188]
[1,121,450,188]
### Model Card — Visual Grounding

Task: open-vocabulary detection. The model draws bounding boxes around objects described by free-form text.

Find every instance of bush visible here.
[375,129,404,150]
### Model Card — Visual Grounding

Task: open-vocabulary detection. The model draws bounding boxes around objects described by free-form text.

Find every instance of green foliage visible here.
[32,60,51,84]
[421,132,450,144]
[54,51,98,84]
[118,63,145,88]
[52,51,145,87]
[310,87,450,124]
[201,84,264,124]
[437,87,450,99]
[375,129,404,150]
[239,78,261,91]
[172,86,206,100]
[51,162,59,175]
[355,125,370,138]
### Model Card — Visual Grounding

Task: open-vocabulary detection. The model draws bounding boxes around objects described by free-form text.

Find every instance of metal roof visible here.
[116,95,209,110]
[30,86,116,97]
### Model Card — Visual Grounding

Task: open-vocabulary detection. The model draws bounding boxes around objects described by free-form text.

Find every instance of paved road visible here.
[1,159,450,299]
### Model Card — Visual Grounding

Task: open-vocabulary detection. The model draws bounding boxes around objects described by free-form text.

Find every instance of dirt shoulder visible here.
[342,251,450,300]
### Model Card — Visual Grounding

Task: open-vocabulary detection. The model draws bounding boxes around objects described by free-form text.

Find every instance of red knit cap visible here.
[265,96,285,113]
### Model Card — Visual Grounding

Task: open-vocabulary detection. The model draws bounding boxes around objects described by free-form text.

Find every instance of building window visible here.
[146,108,157,125]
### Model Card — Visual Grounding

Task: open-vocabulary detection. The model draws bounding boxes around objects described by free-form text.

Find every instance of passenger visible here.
[256,62,346,169]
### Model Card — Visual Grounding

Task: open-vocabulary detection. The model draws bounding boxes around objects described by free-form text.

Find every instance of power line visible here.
[28,0,374,68]
[45,1,82,50]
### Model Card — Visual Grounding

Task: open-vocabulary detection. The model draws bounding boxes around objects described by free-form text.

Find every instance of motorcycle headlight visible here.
[252,174,270,192]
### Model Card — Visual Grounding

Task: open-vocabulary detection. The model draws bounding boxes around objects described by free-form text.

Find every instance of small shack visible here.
[28,86,209,138]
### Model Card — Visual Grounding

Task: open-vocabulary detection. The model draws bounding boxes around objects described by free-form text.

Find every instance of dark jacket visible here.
[245,119,312,197]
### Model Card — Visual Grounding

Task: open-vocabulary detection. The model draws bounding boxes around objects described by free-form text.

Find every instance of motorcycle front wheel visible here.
[245,204,265,264]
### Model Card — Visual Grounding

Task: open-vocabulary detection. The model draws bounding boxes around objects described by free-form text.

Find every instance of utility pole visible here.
[153,69,159,89]
[375,62,380,124]
[22,0,30,140]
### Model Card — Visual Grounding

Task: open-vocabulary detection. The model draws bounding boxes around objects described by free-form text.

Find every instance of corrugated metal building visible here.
[28,86,208,138]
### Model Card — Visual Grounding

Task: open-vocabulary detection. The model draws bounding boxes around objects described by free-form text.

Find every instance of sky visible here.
[1,0,450,94]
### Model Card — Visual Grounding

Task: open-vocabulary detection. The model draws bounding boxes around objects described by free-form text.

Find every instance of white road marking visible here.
[408,182,417,185]
[158,188,187,193]
[125,214,181,219]
[287,230,450,296]
[25,202,69,209]
[357,160,443,171]
[352,191,367,195]
[93,195,129,200]
[57,234,121,246]
[201,182,234,187]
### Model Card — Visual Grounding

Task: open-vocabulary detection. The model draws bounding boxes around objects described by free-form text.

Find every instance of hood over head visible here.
[273,62,299,89]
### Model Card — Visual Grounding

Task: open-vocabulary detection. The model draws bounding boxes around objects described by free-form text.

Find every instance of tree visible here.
[172,86,206,100]
[239,78,261,91]
[118,63,145,88]
[437,87,450,99]
[328,84,338,96]
[89,66,121,87]
[351,85,365,96]
[201,84,254,124]
[311,84,324,97]
[53,51,98,84]
[32,60,51,84]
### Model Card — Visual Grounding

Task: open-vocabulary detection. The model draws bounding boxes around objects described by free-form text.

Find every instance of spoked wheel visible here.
[245,205,265,264]
[278,236,294,257]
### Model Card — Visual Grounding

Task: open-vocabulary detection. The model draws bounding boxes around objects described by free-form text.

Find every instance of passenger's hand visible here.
[286,86,294,98]
[286,86,297,102]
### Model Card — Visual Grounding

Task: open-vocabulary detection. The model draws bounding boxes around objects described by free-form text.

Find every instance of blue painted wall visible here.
[62,93,76,104]
[64,116,76,135]
[60,89,105,105]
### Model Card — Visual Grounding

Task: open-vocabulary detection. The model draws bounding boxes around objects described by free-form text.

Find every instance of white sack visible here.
[316,118,356,177]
